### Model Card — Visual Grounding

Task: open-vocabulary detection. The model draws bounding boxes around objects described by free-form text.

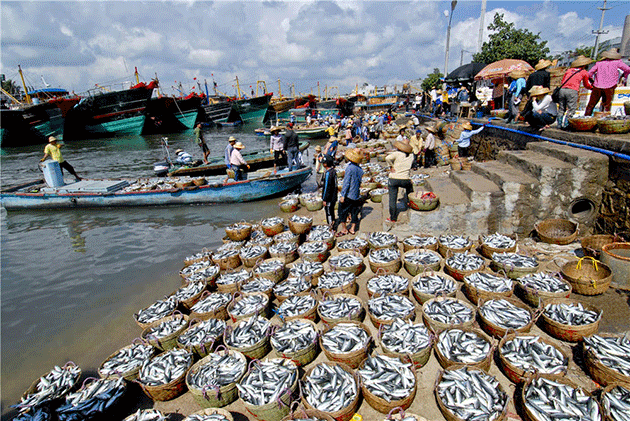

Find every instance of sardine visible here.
[303,363,357,412]
[367,274,409,296]
[318,295,363,320]
[358,354,415,402]
[236,359,297,406]
[190,293,232,314]
[299,241,328,254]
[543,302,601,326]
[369,248,401,264]
[404,250,441,266]
[177,318,226,350]
[492,252,538,268]
[317,271,356,290]
[216,241,244,253]
[230,294,267,317]
[289,214,313,224]
[269,241,298,254]
[184,249,213,266]
[368,295,416,321]
[56,377,126,421]
[479,299,531,330]
[252,259,285,278]
[368,231,398,249]
[14,363,82,412]
[445,252,484,271]
[261,216,284,228]
[413,274,457,296]
[216,269,250,287]
[583,334,630,377]
[187,352,246,390]
[438,235,472,249]
[289,261,323,278]
[139,349,193,386]
[273,276,311,297]
[240,277,275,294]
[424,298,474,325]
[135,297,178,325]
[145,316,188,340]
[271,319,317,353]
[602,385,630,421]
[239,245,268,259]
[338,237,368,253]
[524,376,601,421]
[465,272,512,293]
[500,335,567,375]
[482,233,516,250]
[170,281,205,303]
[100,343,155,378]
[321,322,369,353]
[380,318,431,354]
[278,294,318,318]
[275,231,298,243]
[329,253,363,268]
[124,408,167,421]
[436,329,491,364]
[225,315,271,348]
[518,272,571,293]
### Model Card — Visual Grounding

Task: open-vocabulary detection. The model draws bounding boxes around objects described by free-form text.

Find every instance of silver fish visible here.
[583,334,630,377]
[338,237,368,252]
[307,229,334,243]
[369,248,401,264]
[190,293,232,314]
[184,249,213,266]
[261,216,284,227]
[273,276,311,297]
[269,241,298,254]
[213,248,240,260]
[602,384,630,421]
[236,359,297,406]
[246,235,274,248]
[290,214,313,224]
[321,322,369,353]
[318,295,362,320]
[278,294,317,318]
[216,241,244,253]
[500,335,567,375]
[303,362,357,413]
[518,272,571,293]
[135,297,178,325]
[367,274,409,296]
[482,233,515,249]
[317,271,356,290]
[329,253,363,268]
[185,265,220,283]
[380,318,431,354]
[253,259,285,277]
[436,329,491,364]
[368,231,398,248]
[299,241,328,254]
[413,274,457,296]
[225,315,271,348]
[171,281,205,303]
[424,298,474,325]
[543,302,601,326]
[181,260,216,278]
[145,316,188,340]
[216,269,250,286]
[465,272,512,293]
[479,299,531,330]
[187,352,246,390]
[139,349,193,386]
[492,252,538,268]
[289,261,323,278]
[524,376,601,421]
[230,294,267,317]
[271,319,317,353]
[358,354,415,402]
[404,250,441,265]
[177,318,226,350]
[438,235,471,249]
[100,343,155,378]
[275,231,298,243]
[241,277,275,294]
[239,245,267,259]
[124,409,167,421]
[184,414,230,421]
[445,252,484,271]
[14,363,82,412]
[368,295,415,321]
[57,377,126,419]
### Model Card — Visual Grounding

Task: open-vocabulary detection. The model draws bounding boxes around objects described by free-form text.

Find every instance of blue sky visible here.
[1,1,629,96]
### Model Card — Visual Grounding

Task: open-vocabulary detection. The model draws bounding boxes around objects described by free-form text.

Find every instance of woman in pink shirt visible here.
[585,48,630,116]
[557,55,593,128]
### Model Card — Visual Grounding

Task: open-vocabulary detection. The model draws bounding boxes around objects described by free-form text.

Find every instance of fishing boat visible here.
[143,93,203,134]
[1,167,312,210]
[197,96,237,125]
[230,93,272,124]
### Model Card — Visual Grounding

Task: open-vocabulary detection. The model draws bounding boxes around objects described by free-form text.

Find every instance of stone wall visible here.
[597,159,630,234]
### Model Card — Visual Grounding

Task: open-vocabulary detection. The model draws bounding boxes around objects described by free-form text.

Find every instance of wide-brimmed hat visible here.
[461,121,473,130]
[601,48,622,60]
[315,145,322,152]
[535,59,552,70]
[228,136,237,143]
[234,142,245,149]
[270,125,280,132]
[509,70,528,79]
[529,85,550,97]
[175,149,184,154]
[345,148,363,164]
[393,140,412,154]
[425,126,437,134]
[571,55,593,68]
[48,136,58,143]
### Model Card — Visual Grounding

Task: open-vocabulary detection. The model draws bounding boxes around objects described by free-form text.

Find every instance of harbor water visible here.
[0,125,317,415]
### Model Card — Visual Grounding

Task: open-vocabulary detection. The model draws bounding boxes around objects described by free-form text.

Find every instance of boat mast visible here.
[278,79,282,98]
[318,81,320,100]
[18,65,32,104]
[235,76,242,98]
[134,67,140,84]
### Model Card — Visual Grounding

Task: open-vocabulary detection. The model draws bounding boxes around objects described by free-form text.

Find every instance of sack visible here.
[551,87,561,103]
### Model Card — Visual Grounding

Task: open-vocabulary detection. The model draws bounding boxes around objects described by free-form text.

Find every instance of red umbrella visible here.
[474,59,534,80]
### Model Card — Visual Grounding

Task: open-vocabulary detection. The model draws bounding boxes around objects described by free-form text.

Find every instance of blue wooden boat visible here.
[0,167,311,210]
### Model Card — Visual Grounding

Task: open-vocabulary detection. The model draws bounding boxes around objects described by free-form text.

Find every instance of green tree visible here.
[472,13,550,66]
[1,79,21,99]
[421,68,443,92]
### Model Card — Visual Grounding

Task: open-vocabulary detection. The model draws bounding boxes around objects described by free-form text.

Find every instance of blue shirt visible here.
[457,126,484,148]
[224,144,234,167]
[341,162,363,200]
[509,78,526,97]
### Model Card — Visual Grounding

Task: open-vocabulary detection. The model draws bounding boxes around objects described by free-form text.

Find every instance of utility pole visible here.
[478,0,486,53]
[592,0,610,59]
[444,1,458,80]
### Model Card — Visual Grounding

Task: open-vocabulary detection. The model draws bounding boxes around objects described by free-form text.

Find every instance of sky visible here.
[1,0,629,97]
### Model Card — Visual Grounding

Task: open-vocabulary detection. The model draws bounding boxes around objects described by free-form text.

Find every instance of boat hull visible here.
[0,104,64,147]
[230,94,272,123]
[143,96,201,134]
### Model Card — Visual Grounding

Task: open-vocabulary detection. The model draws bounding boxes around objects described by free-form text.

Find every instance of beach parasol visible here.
[445,62,487,83]
[474,59,534,80]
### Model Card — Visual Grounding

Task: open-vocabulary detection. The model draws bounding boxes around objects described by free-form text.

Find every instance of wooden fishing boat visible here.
[162,141,310,177]
[0,167,312,210]
[143,94,202,134]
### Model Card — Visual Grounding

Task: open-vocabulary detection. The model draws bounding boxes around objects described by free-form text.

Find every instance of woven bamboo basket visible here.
[600,383,630,421]
[449,158,463,171]
[539,297,602,342]
[520,374,597,421]
[337,239,370,256]
[186,348,247,408]
[227,292,270,323]
[491,256,539,279]
[134,302,176,330]
[437,240,473,258]
[216,271,248,294]
[271,319,319,366]
[402,249,442,276]
[184,247,213,267]
[370,189,387,203]
[282,292,318,322]
[359,358,417,414]
[305,199,324,211]
[317,273,358,296]
[239,247,268,268]
[170,281,207,310]
[319,321,372,369]
[190,291,231,321]
[444,257,486,282]
[241,277,275,299]
[584,332,630,388]
[598,118,630,134]
[368,298,416,329]
[280,199,299,213]
[329,251,366,276]
[298,242,330,263]
[421,297,476,333]
[260,218,285,237]
[288,218,313,235]
[477,296,537,338]
[408,191,439,212]
[497,332,570,384]
[176,319,224,358]
[402,236,439,252]
[174,180,194,189]
[241,360,298,421]
[212,250,241,271]
[185,408,234,421]
[21,362,82,409]
[580,234,615,259]
[515,275,572,307]
[252,258,286,284]
[377,322,433,369]
[317,293,365,325]
[98,341,156,381]
[274,231,300,245]
[302,361,361,421]
[308,230,336,251]
[274,278,312,303]
[462,273,514,305]
[568,116,599,131]
[270,243,298,264]
[139,351,193,401]
[224,323,271,361]
[381,407,429,421]
[535,219,578,245]
[434,327,494,372]
[561,257,613,295]
[141,314,189,351]
[411,272,458,305]
[369,249,402,274]
[479,238,517,259]
[225,222,252,242]
[368,233,398,250]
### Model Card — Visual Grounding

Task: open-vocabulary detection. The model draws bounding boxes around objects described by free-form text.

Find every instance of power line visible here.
[593,0,611,58]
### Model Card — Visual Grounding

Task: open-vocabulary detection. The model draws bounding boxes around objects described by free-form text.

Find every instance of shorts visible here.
[199,142,209,153]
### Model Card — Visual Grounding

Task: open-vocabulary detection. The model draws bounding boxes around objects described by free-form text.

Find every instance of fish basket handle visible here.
[199,290,211,300]
[201,337,216,355]
[248,359,261,372]
[171,309,183,318]
[496,268,508,278]
[146,333,162,349]
[376,267,387,276]
[576,256,599,272]
[131,337,145,345]
[387,407,406,420]
[501,328,516,343]
[63,361,77,368]
[214,344,228,354]
[187,318,201,328]
[81,377,98,389]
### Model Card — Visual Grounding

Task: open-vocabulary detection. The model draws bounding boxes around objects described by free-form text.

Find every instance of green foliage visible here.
[1,79,21,97]
[472,13,550,66]
[421,68,443,92]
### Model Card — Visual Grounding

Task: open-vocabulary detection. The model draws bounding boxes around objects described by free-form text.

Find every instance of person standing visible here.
[269,126,284,173]
[585,48,630,116]
[409,129,423,170]
[506,70,527,124]
[423,126,437,168]
[282,122,300,171]
[385,141,414,223]
[223,136,236,182]
[523,86,557,129]
[395,127,409,143]
[230,142,250,181]
[40,136,81,181]
[321,155,337,226]
[525,59,551,94]
[194,123,210,164]
[557,55,593,127]
[456,121,485,158]
[333,149,364,236]
[314,145,325,188]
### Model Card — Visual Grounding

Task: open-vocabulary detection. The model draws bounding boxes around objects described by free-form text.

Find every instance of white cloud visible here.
[60,24,74,37]
[187,49,223,67]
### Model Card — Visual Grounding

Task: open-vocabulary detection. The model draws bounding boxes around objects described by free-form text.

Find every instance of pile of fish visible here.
[289,261,323,278]
[317,271,356,290]
[14,364,82,412]
[479,299,531,330]
[437,368,508,421]
[368,232,398,249]
[289,215,313,224]
[181,260,215,278]
[100,343,155,377]
[318,295,363,320]
[338,237,368,252]
[524,377,601,421]
[543,302,601,326]
[403,235,438,249]
[303,363,358,412]
[413,274,457,296]
[602,385,630,421]
[229,294,267,317]
[380,318,431,354]
[224,315,271,348]
[247,234,274,248]
[252,259,284,278]
[184,249,213,266]
[465,272,513,293]
[306,229,334,243]
[358,354,415,402]
[186,265,220,284]
[275,231,298,243]
[299,241,328,255]
[124,408,167,421]
[271,319,317,353]
[518,272,571,293]
[171,281,206,303]
[492,252,538,268]
[445,252,485,272]
[217,240,245,252]
[436,329,491,364]
[370,188,388,196]
[184,412,231,421]
[438,235,472,250]
[177,318,227,350]
[135,297,178,325]
[139,349,193,386]
[369,248,401,264]
[13,407,53,421]
[367,274,409,296]
[216,270,250,288]
[236,359,297,406]
[482,233,516,250]
[368,295,415,321]
[321,322,369,353]
[145,316,188,340]
[404,250,441,266]
[190,293,232,314]
[269,241,298,255]
[274,276,311,297]
[424,298,474,325]
[583,334,630,376]
[240,277,275,294]
[213,249,240,261]
[56,377,126,421]
[329,253,363,269]
[277,294,317,318]
[239,245,267,260]
[261,216,284,228]
[187,352,246,390]
[500,335,567,375]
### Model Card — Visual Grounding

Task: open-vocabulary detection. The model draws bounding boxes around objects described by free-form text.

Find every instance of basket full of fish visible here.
[184,248,214,267]
[368,231,398,250]
[435,367,509,421]
[247,230,275,249]
[181,260,219,282]
[212,249,242,271]
[184,408,234,421]
[358,354,417,413]
[141,313,190,351]
[601,383,630,421]
[241,277,276,297]
[177,318,227,357]
[320,321,371,368]
[225,222,252,242]
[369,248,402,274]
[269,241,299,264]
[437,235,473,257]
[138,348,194,401]
[252,258,286,284]
[216,269,251,294]
[56,377,127,421]
[190,292,233,321]
[411,272,458,304]
[99,341,156,381]
[271,318,319,366]
[239,245,269,268]
[444,252,486,281]
[227,292,270,322]
[560,256,613,296]
[302,361,361,421]
[583,333,630,388]
[307,226,336,251]
[289,261,325,287]
[134,297,178,329]
[422,297,476,333]
[337,237,370,256]
[170,280,207,310]
[497,332,569,384]
[182,264,220,289]
[402,235,438,252]
[479,233,517,259]
[317,293,365,325]
[277,293,319,322]
[367,294,416,328]
[274,276,312,302]
[237,358,298,421]
[123,408,168,421]
[434,328,494,372]
[402,249,442,276]
[298,241,330,263]
[329,251,366,276]
[367,273,410,297]
[275,230,300,245]
[288,215,313,235]
[516,272,572,307]
[491,252,539,279]
[224,315,272,360]
[378,318,433,368]
[317,271,358,295]
[185,348,247,408]
[260,216,285,237]
[462,272,513,304]
[540,298,602,342]
[477,297,537,338]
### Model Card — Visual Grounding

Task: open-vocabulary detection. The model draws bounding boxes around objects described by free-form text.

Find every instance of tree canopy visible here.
[472,13,550,66]
[421,68,443,92]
